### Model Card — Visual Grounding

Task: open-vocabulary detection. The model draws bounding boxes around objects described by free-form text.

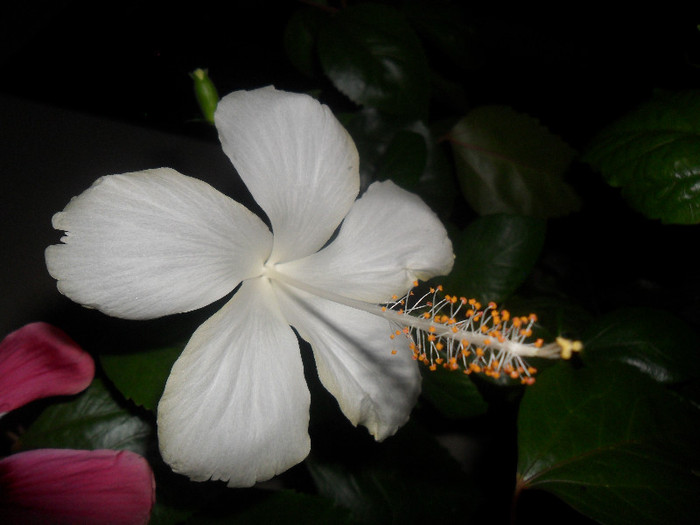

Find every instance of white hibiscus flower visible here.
[45,86,454,487]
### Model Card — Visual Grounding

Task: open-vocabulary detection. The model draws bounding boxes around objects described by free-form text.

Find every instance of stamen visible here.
[382,283,580,384]
[261,266,577,386]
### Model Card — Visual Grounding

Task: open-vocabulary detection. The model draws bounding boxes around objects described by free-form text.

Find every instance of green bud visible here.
[190,68,219,124]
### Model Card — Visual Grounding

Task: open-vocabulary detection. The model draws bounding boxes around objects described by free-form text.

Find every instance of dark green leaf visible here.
[340,108,457,216]
[185,490,353,525]
[441,214,546,304]
[375,129,427,189]
[401,1,476,71]
[584,90,700,224]
[503,296,594,342]
[318,4,430,117]
[308,421,480,524]
[420,364,489,419]
[517,362,700,525]
[583,307,700,384]
[283,7,326,78]
[449,105,579,217]
[100,344,183,411]
[16,378,152,455]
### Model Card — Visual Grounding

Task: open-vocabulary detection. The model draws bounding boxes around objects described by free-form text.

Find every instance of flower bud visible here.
[190,68,219,124]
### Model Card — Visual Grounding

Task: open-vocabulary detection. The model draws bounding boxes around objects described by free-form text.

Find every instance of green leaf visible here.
[420,365,489,419]
[16,378,152,455]
[100,344,183,411]
[401,1,476,71]
[340,108,457,216]
[503,296,594,342]
[517,362,700,525]
[185,490,353,525]
[583,307,700,384]
[584,90,700,224]
[441,214,546,304]
[283,7,326,78]
[318,4,430,117]
[375,129,427,189]
[307,421,480,524]
[449,105,579,218]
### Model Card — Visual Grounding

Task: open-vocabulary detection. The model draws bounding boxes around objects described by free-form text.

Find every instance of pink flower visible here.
[0,322,94,417]
[0,449,155,525]
[0,323,155,524]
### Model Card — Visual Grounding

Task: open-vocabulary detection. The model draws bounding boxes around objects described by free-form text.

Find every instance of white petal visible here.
[157,277,311,487]
[46,168,272,320]
[277,180,454,303]
[273,281,421,441]
[215,86,360,264]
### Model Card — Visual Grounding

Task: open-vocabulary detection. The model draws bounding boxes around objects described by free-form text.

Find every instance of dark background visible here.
[2,4,699,524]
[3,1,699,338]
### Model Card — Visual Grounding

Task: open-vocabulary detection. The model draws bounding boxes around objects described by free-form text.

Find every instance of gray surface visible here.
[1,94,256,346]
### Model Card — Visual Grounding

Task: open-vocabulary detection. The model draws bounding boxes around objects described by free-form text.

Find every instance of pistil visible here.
[263,266,579,384]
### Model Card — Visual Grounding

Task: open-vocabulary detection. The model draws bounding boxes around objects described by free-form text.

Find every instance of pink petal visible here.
[0,449,155,525]
[0,322,94,416]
